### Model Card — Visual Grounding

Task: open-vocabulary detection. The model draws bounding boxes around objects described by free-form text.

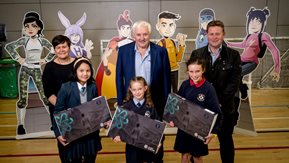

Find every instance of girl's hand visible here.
[57,136,68,146]
[271,71,280,82]
[17,57,25,65]
[113,136,121,143]
[39,59,46,65]
[204,133,217,144]
[168,121,175,127]
[50,47,55,54]
[103,120,112,129]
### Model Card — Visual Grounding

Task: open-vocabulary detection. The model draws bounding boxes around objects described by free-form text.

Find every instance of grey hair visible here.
[132,20,151,35]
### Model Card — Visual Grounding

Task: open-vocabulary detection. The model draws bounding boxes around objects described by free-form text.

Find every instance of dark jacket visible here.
[116,41,171,118]
[53,81,101,161]
[190,45,242,115]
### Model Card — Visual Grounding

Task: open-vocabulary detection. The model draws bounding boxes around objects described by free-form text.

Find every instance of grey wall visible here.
[0,0,288,87]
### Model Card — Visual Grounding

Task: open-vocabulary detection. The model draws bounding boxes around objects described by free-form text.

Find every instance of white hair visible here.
[132,20,151,35]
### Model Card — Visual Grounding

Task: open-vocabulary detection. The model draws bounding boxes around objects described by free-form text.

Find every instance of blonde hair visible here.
[124,76,154,108]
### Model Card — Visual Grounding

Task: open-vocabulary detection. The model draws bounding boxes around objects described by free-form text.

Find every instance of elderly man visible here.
[116,20,171,163]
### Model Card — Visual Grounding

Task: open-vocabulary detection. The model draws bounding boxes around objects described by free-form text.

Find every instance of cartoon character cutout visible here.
[156,11,187,93]
[95,10,133,99]
[58,11,93,59]
[227,7,281,99]
[4,11,54,135]
[195,8,216,49]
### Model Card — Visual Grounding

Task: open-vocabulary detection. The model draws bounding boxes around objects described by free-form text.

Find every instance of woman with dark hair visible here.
[42,35,75,121]
[5,11,54,135]
[53,57,102,163]
[227,7,281,99]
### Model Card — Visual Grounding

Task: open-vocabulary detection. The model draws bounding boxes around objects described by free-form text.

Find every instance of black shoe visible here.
[240,84,248,100]
[17,125,26,135]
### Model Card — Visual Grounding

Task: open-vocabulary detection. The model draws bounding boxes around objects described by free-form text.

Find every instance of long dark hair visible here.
[124,76,154,108]
[71,58,95,85]
[23,11,44,36]
[246,7,270,34]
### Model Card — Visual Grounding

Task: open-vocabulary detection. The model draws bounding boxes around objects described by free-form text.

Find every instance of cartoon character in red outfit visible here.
[95,10,133,99]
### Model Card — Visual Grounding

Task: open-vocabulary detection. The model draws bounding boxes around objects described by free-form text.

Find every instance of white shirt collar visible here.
[77,82,87,90]
[133,97,145,106]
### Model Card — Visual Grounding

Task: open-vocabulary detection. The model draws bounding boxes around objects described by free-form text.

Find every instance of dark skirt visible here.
[174,129,208,157]
[125,144,155,163]
[58,130,102,162]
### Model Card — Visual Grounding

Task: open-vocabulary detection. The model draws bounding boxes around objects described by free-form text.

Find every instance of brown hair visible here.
[186,56,206,72]
[124,76,154,108]
[206,20,225,33]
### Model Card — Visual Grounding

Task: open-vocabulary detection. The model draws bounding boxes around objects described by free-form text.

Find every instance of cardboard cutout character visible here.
[156,11,187,93]
[58,11,93,59]
[227,7,281,99]
[95,10,133,99]
[195,8,216,49]
[5,11,54,136]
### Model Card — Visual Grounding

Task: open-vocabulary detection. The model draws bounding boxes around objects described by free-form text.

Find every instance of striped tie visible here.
[80,87,86,95]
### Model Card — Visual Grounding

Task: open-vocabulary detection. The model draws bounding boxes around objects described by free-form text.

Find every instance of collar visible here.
[133,98,145,106]
[77,82,87,90]
[189,77,206,88]
[208,44,222,55]
[134,43,151,54]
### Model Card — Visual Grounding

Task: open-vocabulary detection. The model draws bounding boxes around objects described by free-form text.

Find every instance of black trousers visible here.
[217,113,236,163]
[170,70,178,93]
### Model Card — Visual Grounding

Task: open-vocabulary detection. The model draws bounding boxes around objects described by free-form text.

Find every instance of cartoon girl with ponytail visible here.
[227,7,281,99]
[5,11,54,135]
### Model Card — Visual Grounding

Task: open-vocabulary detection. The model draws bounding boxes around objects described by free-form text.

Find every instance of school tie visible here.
[137,102,141,107]
[80,87,86,95]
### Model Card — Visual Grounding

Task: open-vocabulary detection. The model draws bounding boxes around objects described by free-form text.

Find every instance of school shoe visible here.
[17,125,26,135]
[240,83,248,100]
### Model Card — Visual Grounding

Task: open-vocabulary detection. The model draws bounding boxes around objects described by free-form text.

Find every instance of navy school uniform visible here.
[53,81,102,162]
[174,78,223,157]
[121,99,160,163]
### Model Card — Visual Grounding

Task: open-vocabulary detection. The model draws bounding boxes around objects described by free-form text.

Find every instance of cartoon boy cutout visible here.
[95,10,133,99]
[195,8,216,49]
[156,11,187,93]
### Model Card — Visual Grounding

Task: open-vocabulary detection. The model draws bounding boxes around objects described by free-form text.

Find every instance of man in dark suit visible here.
[116,20,171,163]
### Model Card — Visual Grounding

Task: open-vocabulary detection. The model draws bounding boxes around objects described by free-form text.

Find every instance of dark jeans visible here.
[241,62,257,76]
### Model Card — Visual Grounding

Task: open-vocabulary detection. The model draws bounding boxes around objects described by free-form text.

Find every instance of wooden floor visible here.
[0,89,289,163]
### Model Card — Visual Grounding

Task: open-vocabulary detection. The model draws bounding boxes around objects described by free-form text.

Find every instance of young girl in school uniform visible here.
[53,57,102,163]
[169,56,223,163]
[113,76,159,163]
